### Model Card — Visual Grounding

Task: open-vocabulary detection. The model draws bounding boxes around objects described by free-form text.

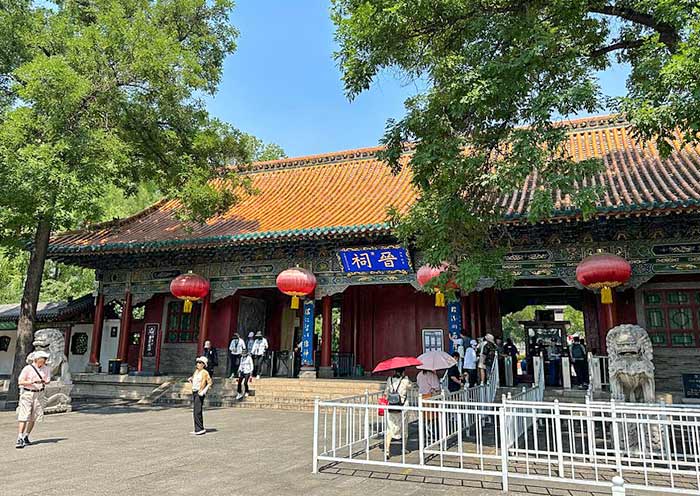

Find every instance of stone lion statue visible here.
[607,324,655,403]
[28,328,73,414]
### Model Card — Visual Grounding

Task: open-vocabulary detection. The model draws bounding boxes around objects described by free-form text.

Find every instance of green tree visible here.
[0,0,252,403]
[332,0,699,293]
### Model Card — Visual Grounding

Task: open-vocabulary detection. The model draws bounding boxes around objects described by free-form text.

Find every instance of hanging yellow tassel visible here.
[291,295,300,309]
[601,286,612,304]
[183,299,193,313]
[435,290,446,307]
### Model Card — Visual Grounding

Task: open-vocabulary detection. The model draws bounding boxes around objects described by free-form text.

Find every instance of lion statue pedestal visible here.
[31,328,73,414]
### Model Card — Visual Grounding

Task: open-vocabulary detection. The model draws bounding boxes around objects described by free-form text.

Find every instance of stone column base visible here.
[85,363,101,373]
[318,366,334,379]
[299,366,317,379]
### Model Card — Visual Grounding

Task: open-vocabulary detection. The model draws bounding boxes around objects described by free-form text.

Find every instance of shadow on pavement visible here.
[30,438,67,445]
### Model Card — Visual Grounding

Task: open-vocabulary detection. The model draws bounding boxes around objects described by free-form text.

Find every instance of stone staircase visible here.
[153,377,386,411]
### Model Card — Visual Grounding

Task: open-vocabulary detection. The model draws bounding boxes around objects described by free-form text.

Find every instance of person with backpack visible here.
[569,336,588,388]
[16,351,51,449]
[383,368,411,458]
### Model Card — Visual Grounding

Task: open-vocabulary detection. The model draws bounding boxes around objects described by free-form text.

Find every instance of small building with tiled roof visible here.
[47,115,700,396]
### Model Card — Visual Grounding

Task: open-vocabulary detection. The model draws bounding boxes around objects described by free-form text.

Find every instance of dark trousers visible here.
[229,354,241,376]
[573,360,588,385]
[253,355,263,376]
[466,368,478,388]
[192,392,205,432]
[237,374,250,395]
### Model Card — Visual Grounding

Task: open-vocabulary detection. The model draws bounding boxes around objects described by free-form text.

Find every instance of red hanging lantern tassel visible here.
[276,268,317,309]
[576,252,632,304]
[170,272,210,313]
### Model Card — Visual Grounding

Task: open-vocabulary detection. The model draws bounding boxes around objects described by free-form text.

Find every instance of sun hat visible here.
[33,351,50,360]
[485,333,495,343]
[470,339,477,347]
[255,331,263,338]
[196,356,208,366]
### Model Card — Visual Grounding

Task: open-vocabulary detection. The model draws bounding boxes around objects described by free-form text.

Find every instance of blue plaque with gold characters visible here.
[338,246,412,274]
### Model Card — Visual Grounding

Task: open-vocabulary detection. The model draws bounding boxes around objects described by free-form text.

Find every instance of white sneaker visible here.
[256,375,260,380]
[189,431,198,435]
[244,392,249,398]
[235,393,242,400]
[195,429,206,435]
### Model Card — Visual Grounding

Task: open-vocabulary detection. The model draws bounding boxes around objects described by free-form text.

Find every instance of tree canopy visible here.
[332,0,700,292]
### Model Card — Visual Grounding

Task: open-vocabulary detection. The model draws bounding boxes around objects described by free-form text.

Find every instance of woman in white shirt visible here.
[188,357,212,435]
[236,350,254,400]
[463,340,478,387]
[384,368,412,458]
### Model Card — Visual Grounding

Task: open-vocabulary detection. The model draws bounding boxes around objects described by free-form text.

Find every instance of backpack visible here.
[387,378,404,406]
[571,343,585,360]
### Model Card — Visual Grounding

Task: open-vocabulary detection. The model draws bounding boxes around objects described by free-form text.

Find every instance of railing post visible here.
[418,393,425,465]
[554,400,565,477]
[313,397,320,474]
[611,400,623,477]
[364,390,370,460]
[500,394,509,493]
[611,475,626,495]
[585,395,596,463]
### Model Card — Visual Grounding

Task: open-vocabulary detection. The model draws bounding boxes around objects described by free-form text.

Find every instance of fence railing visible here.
[588,353,610,395]
[313,393,700,494]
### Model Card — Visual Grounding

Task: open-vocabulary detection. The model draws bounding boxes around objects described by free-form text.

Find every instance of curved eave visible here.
[47,223,393,257]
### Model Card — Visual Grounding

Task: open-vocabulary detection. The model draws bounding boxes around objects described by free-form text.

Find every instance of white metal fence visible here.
[588,353,610,395]
[313,379,700,494]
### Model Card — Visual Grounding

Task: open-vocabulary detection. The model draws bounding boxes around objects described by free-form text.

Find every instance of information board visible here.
[683,373,700,398]
[422,329,444,354]
[301,299,316,366]
[144,323,159,357]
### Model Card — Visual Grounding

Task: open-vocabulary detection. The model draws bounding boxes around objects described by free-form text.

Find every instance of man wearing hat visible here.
[228,332,246,379]
[187,356,212,435]
[478,333,498,385]
[250,331,269,379]
[16,350,51,449]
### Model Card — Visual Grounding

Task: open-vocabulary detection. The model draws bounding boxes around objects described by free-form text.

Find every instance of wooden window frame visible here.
[164,300,201,344]
[639,287,699,348]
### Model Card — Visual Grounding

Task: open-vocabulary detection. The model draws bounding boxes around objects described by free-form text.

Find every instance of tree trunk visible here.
[5,217,52,406]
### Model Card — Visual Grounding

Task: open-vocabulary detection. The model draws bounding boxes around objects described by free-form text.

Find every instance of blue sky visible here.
[205,0,631,158]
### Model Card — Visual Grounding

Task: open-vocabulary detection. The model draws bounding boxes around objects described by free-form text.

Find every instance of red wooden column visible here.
[320,296,332,367]
[197,295,211,355]
[89,293,105,367]
[597,292,618,355]
[117,291,132,362]
[64,327,72,358]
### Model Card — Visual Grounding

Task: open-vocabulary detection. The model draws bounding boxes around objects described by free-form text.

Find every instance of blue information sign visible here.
[301,299,316,366]
[338,246,412,274]
[447,301,463,354]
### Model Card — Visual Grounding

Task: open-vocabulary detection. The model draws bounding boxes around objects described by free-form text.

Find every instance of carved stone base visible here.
[298,366,317,379]
[43,382,73,415]
[318,366,334,379]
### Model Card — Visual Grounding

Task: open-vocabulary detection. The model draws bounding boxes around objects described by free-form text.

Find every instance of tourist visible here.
[236,349,254,400]
[449,333,465,373]
[478,333,497,384]
[188,357,212,435]
[202,340,218,377]
[246,332,256,356]
[569,336,588,388]
[447,352,463,392]
[384,368,411,458]
[228,332,245,378]
[503,338,519,382]
[16,351,51,449]
[251,331,269,379]
[416,368,441,397]
[463,339,478,387]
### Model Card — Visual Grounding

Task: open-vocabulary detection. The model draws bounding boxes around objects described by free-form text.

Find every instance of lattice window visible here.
[164,300,201,344]
[643,289,700,347]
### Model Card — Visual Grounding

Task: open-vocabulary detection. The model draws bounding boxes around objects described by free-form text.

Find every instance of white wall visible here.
[0,330,15,376]
[67,324,92,374]
[99,319,121,371]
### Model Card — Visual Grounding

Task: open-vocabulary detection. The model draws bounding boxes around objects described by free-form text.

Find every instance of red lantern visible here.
[276,268,317,309]
[417,264,455,307]
[170,272,210,313]
[576,252,631,304]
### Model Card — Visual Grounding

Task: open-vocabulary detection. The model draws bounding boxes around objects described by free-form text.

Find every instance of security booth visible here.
[521,310,570,386]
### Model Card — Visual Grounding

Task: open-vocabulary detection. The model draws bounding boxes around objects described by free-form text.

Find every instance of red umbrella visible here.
[373,356,423,373]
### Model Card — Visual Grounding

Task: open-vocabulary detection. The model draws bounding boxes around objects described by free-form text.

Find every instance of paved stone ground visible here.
[0,403,615,496]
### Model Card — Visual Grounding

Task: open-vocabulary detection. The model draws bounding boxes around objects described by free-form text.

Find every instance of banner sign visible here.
[447,300,462,354]
[301,299,316,366]
[338,246,412,274]
[144,324,159,357]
